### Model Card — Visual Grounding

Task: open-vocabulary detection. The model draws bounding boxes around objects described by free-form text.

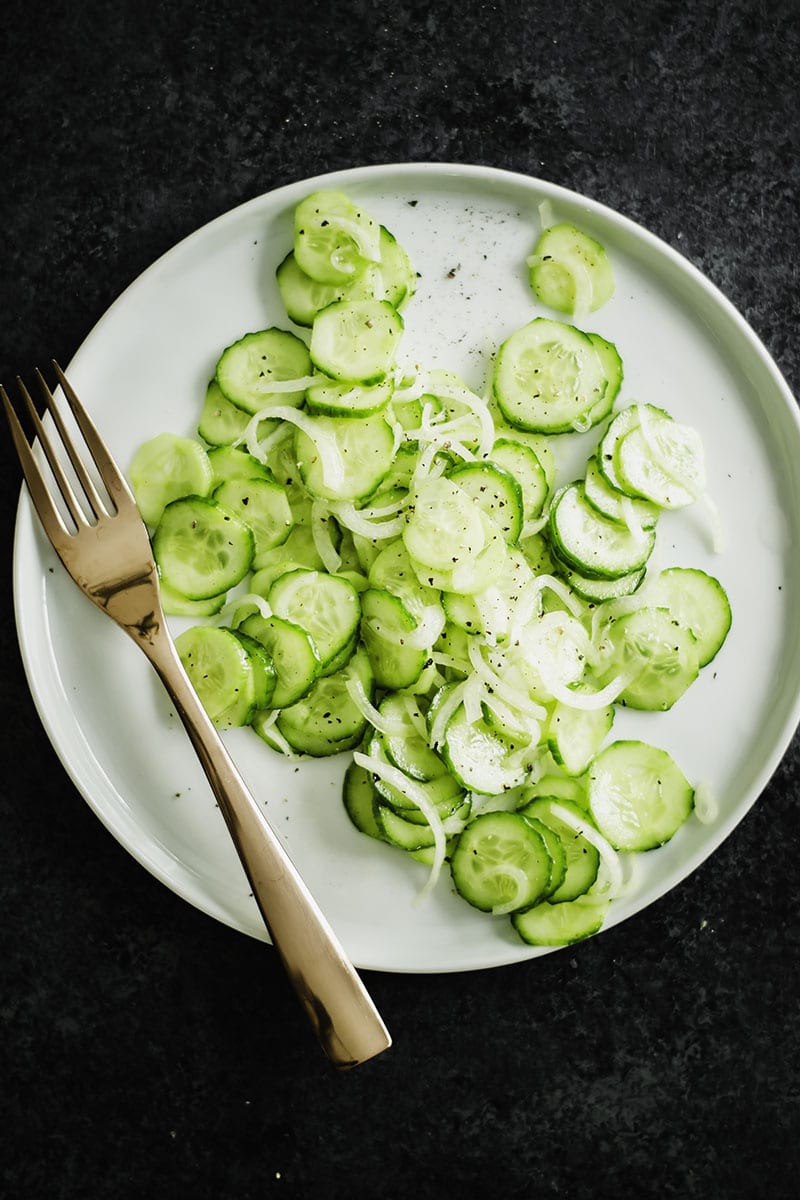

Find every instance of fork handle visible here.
[142,633,391,1069]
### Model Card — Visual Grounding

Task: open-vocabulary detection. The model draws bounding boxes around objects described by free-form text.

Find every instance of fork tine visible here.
[1,382,74,537]
[51,361,136,511]
[33,367,110,521]
[14,374,93,530]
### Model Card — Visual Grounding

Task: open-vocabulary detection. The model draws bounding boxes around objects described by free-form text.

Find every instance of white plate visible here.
[13,163,800,973]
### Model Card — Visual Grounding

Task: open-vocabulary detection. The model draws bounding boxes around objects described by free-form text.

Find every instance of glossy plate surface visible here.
[13,163,800,972]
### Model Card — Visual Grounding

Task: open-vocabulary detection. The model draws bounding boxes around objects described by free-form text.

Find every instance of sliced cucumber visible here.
[294,412,396,503]
[583,452,660,529]
[293,189,381,285]
[602,606,700,711]
[588,739,695,851]
[440,705,529,795]
[197,378,252,447]
[268,567,360,674]
[213,476,293,558]
[492,318,609,434]
[207,444,275,486]
[276,250,382,327]
[275,648,374,756]
[216,327,313,416]
[175,625,263,729]
[528,221,615,315]
[305,377,393,418]
[310,299,404,384]
[518,796,600,902]
[548,481,656,580]
[238,611,321,708]
[546,696,615,776]
[342,760,385,841]
[512,895,609,946]
[130,433,213,527]
[447,460,524,543]
[450,811,553,914]
[153,495,254,599]
[490,437,549,525]
[360,587,428,689]
[642,567,731,666]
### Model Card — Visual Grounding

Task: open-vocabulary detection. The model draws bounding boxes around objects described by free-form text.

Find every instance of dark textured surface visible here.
[1,1,799,1197]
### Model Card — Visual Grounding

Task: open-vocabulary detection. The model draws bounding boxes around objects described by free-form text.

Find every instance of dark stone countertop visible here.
[1,2,798,1197]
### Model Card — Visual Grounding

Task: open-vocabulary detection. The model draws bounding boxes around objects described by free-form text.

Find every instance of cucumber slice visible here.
[360,588,428,689]
[492,318,609,434]
[559,562,647,604]
[512,895,609,946]
[603,606,700,711]
[450,811,553,914]
[588,739,695,851]
[548,481,656,580]
[528,222,615,315]
[213,476,293,559]
[583,453,660,529]
[518,796,600,902]
[153,495,254,599]
[310,299,403,384]
[377,796,471,851]
[441,705,529,795]
[403,476,485,569]
[216,327,313,416]
[294,412,395,503]
[293,190,381,285]
[490,437,550,524]
[238,612,321,708]
[447,460,524,543]
[546,696,615,777]
[596,403,670,495]
[377,695,447,782]
[522,816,568,898]
[276,250,382,327]
[267,567,360,674]
[375,225,416,308]
[342,760,385,842]
[158,580,228,618]
[175,625,261,729]
[197,378,251,447]
[233,629,278,710]
[643,567,732,666]
[615,414,706,508]
[305,377,393,418]
[275,649,374,756]
[129,432,213,527]
[207,445,275,486]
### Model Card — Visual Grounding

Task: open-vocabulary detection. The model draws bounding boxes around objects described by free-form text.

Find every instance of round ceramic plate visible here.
[13,163,800,973]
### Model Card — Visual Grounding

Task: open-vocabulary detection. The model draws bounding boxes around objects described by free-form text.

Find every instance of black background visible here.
[1,2,798,1197]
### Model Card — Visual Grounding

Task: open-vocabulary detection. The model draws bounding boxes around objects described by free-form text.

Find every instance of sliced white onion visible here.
[260,406,346,492]
[345,677,408,735]
[699,490,726,555]
[693,779,719,824]
[330,501,406,541]
[248,374,321,396]
[353,747,449,902]
[310,500,342,574]
[218,592,272,625]
[428,679,468,748]
[550,802,625,899]
[467,639,548,720]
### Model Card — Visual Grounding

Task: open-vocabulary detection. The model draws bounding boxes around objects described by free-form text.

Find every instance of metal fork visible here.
[2,362,391,1070]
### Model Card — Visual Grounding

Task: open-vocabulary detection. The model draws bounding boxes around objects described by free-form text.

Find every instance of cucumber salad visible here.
[129,188,731,950]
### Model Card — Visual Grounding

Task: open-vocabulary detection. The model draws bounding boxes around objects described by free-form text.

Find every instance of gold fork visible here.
[2,362,391,1070]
